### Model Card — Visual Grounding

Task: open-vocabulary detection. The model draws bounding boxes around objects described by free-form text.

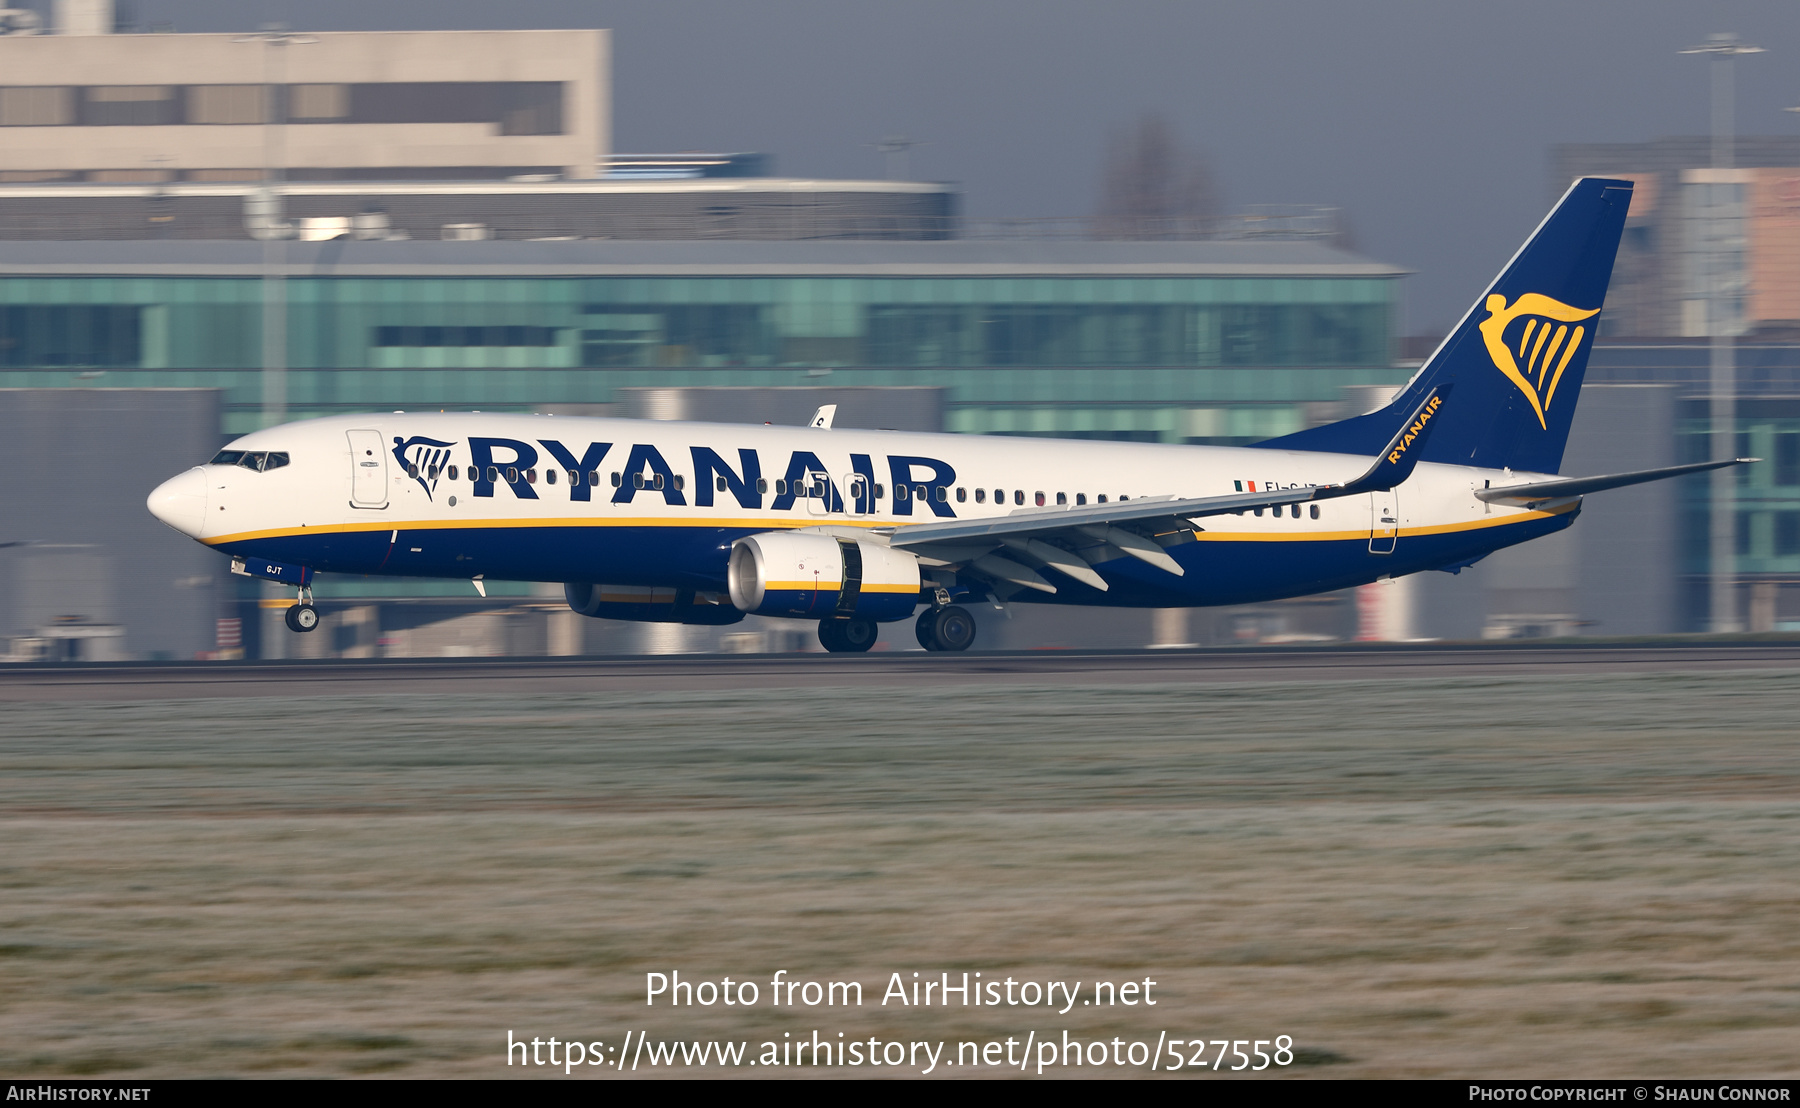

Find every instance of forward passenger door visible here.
[347,429,388,508]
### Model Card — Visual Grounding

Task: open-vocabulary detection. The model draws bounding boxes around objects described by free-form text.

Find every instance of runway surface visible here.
[2,639,1800,700]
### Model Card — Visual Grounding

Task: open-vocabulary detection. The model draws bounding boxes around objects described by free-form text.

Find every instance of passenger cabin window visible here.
[507,466,520,483]
[934,486,946,502]
[956,487,967,502]
[525,468,537,484]
[874,483,884,499]
[775,479,788,495]
[975,488,986,504]
[408,463,419,478]
[895,484,907,501]
[587,471,599,486]
[448,465,458,480]
[1076,493,1086,505]
[1056,492,1067,505]
[1309,505,1320,519]
[716,476,729,492]
[1097,494,1107,503]
[610,472,621,487]
[1013,490,1024,506]
[1035,492,1046,507]
[545,469,557,486]
[756,477,768,494]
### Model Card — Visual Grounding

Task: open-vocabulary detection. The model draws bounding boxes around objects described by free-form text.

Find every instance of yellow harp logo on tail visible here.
[1477,293,1600,429]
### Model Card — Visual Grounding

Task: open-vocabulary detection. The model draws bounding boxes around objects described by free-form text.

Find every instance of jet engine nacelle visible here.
[727,532,920,621]
[564,582,746,625]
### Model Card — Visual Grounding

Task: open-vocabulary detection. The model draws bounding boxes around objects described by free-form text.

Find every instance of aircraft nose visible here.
[147,467,208,539]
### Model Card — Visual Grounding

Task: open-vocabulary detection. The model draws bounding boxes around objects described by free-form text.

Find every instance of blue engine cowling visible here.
[726,532,920,621]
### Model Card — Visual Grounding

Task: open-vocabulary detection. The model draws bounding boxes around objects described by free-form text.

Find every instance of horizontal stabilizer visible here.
[1475,458,1756,504]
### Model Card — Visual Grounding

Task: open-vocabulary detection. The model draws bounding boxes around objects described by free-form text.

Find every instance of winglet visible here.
[809,405,837,429]
[1328,385,1451,497]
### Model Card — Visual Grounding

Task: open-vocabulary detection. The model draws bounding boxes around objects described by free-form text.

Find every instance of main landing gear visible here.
[818,616,878,653]
[284,586,320,633]
[915,604,976,652]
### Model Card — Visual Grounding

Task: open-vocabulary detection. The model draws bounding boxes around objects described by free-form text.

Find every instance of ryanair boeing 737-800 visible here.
[145,178,1749,653]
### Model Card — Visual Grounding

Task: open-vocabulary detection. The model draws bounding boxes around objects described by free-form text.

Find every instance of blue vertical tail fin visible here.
[1253,177,1634,474]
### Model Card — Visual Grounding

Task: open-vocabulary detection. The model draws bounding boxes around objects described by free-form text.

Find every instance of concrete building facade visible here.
[0,28,608,182]
[1554,138,1800,338]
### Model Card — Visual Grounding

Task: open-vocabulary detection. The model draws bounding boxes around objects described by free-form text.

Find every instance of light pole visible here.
[1682,33,1762,633]
[871,135,924,181]
[236,24,315,430]
[237,24,314,660]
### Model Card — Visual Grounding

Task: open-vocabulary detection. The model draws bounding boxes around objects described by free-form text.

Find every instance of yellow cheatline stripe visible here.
[1193,502,1572,542]
[207,501,1572,549]
[760,582,913,593]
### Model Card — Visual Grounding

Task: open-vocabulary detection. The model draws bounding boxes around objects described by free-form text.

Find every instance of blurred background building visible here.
[0,2,1792,657]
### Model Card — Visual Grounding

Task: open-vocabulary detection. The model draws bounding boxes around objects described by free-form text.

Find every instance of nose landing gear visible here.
[283,585,320,633]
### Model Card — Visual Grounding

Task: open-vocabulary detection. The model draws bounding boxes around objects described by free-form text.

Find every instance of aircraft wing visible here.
[882,387,1449,593]
[1474,458,1755,505]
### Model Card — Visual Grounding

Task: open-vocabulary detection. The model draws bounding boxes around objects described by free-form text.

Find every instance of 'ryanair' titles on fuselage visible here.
[396,435,960,517]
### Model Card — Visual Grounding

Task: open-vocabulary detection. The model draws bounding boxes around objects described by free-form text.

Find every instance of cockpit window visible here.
[208,450,289,472]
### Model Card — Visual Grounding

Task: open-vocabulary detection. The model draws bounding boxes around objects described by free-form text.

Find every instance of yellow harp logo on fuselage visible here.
[1477,293,1600,429]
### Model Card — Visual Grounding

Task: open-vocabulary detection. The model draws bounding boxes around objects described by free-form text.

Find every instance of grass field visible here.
[1,671,1797,1077]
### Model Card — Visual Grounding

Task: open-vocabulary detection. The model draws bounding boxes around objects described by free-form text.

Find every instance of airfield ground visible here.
[0,649,1796,1077]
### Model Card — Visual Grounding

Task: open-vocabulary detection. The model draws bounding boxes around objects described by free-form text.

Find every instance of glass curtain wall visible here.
[0,274,1399,439]
[0,275,1393,371]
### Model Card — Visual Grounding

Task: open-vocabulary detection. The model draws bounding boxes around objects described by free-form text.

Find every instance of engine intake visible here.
[727,532,920,621]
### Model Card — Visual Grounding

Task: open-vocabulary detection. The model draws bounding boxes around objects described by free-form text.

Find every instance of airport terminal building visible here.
[0,238,1403,438]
